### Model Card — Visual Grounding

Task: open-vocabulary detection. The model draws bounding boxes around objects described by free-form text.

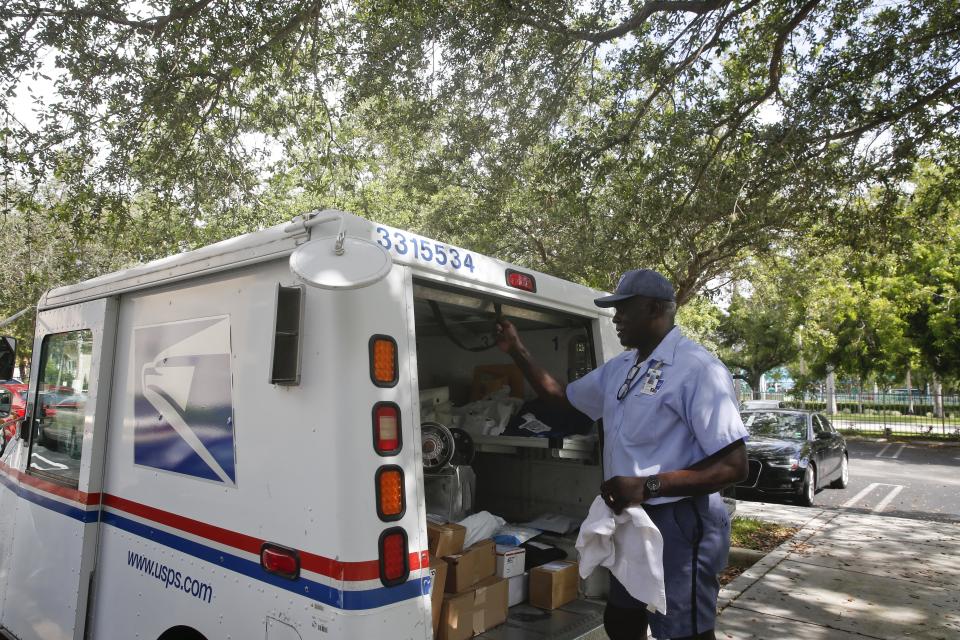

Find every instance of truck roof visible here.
[40,211,611,317]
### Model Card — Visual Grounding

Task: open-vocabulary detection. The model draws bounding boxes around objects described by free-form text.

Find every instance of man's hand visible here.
[495,318,523,355]
[600,476,647,514]
[599,441,748,514]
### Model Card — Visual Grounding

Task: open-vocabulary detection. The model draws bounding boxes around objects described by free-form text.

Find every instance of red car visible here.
[1,381,28,448]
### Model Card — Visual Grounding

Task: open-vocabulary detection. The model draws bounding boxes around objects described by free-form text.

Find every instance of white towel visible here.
[575,495,667,614]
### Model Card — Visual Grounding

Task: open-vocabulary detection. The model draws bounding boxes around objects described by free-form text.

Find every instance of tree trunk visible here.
[826,371,837,415]
[906,368,914,414]
[857,377,863,414]
[932,373,944,419]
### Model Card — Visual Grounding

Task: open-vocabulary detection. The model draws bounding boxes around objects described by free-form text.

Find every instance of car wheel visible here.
[798,466,816,507]
[831,453,849,489]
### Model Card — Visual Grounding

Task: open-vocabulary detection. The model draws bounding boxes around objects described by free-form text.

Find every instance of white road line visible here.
[842,482,881,508]
[873,485,905,513]
[875,443,906,459]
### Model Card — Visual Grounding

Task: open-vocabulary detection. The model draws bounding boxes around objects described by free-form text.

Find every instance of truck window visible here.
[29,329,94,487]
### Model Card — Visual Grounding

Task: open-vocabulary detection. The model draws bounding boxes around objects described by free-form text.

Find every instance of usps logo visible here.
[133,316,236,485]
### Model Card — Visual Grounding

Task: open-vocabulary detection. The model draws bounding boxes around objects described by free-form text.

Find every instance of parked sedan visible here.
[737,410,849,506]
[0,382,27,451]
[37,393,87,457]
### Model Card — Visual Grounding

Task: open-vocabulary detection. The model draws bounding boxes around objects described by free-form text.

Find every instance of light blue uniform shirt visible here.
[567,327,748,505]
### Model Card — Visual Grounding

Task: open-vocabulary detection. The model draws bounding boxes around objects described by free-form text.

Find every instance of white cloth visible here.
[576,495,666,614]
[457,511,506,548]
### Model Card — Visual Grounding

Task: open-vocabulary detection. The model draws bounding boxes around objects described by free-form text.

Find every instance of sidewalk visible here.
[716,501,960,639]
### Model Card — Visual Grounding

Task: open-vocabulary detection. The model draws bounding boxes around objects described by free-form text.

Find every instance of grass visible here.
[720,517,799,586]
[730,516,797,552]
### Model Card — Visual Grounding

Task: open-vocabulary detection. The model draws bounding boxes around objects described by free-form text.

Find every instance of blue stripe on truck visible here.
[101,510,426,610]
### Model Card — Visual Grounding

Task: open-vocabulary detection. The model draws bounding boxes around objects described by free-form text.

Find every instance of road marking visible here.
[876,443,905,459]
[841,481,905,510]
[843,483,881,508]
[874,485,905,513]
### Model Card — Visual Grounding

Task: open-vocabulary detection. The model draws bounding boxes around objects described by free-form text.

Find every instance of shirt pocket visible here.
[619,392,673,445]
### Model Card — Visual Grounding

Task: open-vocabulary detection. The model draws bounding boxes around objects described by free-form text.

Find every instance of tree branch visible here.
[507,0,732,44]
[587,0,764,158]
[8,0,218,33]
[677,0,823,211]
[819,74,960,143]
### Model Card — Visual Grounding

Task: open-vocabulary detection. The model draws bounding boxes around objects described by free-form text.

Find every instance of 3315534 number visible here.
[375,227,475,272]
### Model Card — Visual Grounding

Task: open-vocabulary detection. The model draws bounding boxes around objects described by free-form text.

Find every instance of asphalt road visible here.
[739,438,960,524]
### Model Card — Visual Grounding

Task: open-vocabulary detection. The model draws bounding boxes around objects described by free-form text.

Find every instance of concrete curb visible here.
[717,509,839,613]
[726,546,766,568]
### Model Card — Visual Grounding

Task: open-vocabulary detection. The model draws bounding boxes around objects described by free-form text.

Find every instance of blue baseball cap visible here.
[594,269,675,307]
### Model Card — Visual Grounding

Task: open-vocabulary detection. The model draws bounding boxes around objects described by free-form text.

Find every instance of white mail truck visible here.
[0,210,622,640]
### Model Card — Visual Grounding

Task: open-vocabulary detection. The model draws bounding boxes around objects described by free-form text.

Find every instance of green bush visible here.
[779,400,937,415]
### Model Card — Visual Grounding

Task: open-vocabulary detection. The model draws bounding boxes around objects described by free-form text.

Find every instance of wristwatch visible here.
[644,475,662,500]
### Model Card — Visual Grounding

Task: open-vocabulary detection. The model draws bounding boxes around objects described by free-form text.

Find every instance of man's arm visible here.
[601,440,748,513]
[495,318,575,412]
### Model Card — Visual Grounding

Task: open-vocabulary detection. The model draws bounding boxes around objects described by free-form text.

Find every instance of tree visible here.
[716,257,805,394]
[899,164,960,383]
[1,1,956,305]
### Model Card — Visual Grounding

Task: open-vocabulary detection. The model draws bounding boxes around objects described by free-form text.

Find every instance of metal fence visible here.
[741,391,960,438]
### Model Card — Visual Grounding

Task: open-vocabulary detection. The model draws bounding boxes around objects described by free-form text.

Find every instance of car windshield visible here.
[742,412,807,440]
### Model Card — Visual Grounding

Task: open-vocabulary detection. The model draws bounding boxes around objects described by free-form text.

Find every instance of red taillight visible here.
[506,269,537,292]
[373,403,402,455]
[379,528,409,586]
[369,335,398,387]
[260,543,300,580]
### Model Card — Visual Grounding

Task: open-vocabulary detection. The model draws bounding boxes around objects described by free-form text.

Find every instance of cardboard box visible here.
[529,560,579,610]
[444,539,496,593]
[507,572,528,607]
[429,554,449,637]
[428,520,467,558]
[495,545,526,579]
[469,364,525,401]
[439,576,508,640]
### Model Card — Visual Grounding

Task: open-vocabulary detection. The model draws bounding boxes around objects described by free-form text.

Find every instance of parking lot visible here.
[740,438,960,524]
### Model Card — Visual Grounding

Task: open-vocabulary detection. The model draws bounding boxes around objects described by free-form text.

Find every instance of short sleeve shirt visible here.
[566,327,748,505]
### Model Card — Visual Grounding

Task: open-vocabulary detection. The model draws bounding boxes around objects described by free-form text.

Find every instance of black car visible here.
[737,410,848,506]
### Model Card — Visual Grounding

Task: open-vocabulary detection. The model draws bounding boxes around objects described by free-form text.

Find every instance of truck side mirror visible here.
[0,389,10,415]
[0,336,16,380]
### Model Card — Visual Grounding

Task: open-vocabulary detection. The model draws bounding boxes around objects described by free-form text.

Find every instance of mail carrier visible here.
[0,210,623,640]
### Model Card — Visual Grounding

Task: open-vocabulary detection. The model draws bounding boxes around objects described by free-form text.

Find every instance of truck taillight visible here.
[369,335,398,387]
[373,402,402,455]
[379,528,409,586]
[260,543,300,580]
[376,466,405,520]
[506,269,536,292]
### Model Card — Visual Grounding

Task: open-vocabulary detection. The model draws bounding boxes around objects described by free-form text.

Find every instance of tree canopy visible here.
[1,1,958,381]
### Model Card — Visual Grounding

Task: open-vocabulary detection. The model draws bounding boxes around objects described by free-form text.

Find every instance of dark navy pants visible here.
[608,493,731,639]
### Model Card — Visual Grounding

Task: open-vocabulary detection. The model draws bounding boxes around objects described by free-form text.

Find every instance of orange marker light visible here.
[369,336,398,387]
[377,467,405,520]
